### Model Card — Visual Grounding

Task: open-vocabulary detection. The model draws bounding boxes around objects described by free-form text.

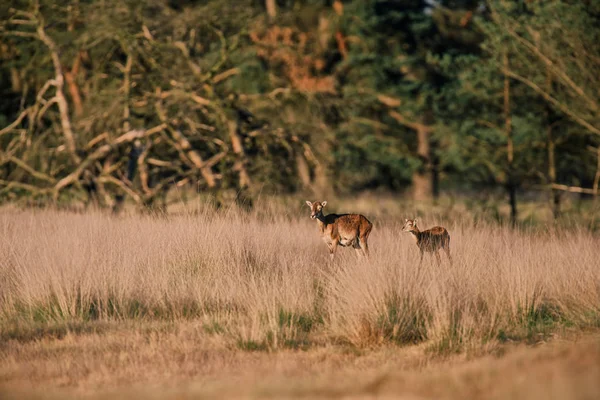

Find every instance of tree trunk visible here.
[36,19,81,165]
[265,0,277,20]
[228,120,251,189]
[313,144,332,199]
[318,15,330,50]
[594,147,600,207]
[295,153,312,191]
[432,150,440,200]
[547,132,561,219]
[508,182,517,224]
[412,122,433,201]
[122,54,133,132]
[504,52,517,226]
[65,70,83,117]
[10,68,21,92]
[113,140,143,214]
[546,70,560,219]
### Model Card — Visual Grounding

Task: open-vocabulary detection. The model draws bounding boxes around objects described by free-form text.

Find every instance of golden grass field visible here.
[1,197,599,399]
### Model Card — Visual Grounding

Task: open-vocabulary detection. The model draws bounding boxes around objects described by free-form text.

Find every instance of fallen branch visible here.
[229,120,250,188]
[98,175,142,203]
[548,183,596,195]
[154,99,218,187]
[52,126,166,199]
[0,179,50,195]
[138,142,151,195]
[2,155,56,184]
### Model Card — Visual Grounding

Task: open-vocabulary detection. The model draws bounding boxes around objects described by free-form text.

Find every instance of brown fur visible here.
[305,201,373,259]
[402,218,452,266]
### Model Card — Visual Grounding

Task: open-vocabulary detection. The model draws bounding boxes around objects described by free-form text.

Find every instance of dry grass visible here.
[0,199,599,398]
[2,324,599,399]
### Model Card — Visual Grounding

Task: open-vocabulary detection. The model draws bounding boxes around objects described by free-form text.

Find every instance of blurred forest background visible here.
[1,0,599,224]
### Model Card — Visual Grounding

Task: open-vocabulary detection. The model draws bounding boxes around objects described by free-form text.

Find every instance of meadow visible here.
[1,196,599,398]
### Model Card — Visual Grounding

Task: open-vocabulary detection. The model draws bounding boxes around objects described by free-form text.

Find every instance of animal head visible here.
[402,218,418,232]
[305,200,327,219]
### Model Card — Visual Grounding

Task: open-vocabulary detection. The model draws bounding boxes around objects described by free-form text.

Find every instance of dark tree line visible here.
[1,0,599,222]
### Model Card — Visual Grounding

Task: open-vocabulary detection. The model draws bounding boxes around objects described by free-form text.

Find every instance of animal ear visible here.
[305,201,312,207]
[405,218,408,222]
[321,201,327,207]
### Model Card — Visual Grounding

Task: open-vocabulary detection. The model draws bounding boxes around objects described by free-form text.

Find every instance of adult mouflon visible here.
[305,201,373,260]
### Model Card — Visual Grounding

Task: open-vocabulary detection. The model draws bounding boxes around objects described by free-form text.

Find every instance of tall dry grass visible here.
[1,202,599,351]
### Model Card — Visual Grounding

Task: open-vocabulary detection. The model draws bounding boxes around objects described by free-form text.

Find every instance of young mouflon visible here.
[305,201,373,260]
[402,218,452,266]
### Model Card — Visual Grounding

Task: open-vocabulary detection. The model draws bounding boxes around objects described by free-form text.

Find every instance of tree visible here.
[0,0,311,209]
[488,0,600,204]
[337,0,483,199]
[440,0,600,224]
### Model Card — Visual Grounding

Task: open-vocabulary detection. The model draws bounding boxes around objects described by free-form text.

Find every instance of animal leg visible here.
[443,234,452,265]
[329,240,339,261]
[434,251,441,266]
[419,249,424,267]
[352,237,364,258]
[444,246,453,265]
[361,236,370,257]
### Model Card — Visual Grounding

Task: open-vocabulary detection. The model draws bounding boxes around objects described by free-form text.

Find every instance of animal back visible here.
[418,226,449,251]
[428,226,447,235]
[336,214,371,236]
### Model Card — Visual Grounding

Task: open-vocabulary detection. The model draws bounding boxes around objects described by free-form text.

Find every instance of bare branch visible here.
[142,25,154,41]
[98,175,142,203]
[0,179,50,195]
[137,140,152,196]
[389,111,433,133]
[1,31,39,39]
[154,99,218,187]
[85,132,109,149]
[229,120,251,188]
[7,18,36,26]
[503,69,600,136]
[212,68,240,84]
[34,14,80,164]
[146,158,174,167]
[0,109,29,136]
[377,94,402,108]
[36,96,59,124]
[122,53,133,132]
[173,41,202,79]
[491,6,598,113]
[2,155,56,184]
[52,126,166,199]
